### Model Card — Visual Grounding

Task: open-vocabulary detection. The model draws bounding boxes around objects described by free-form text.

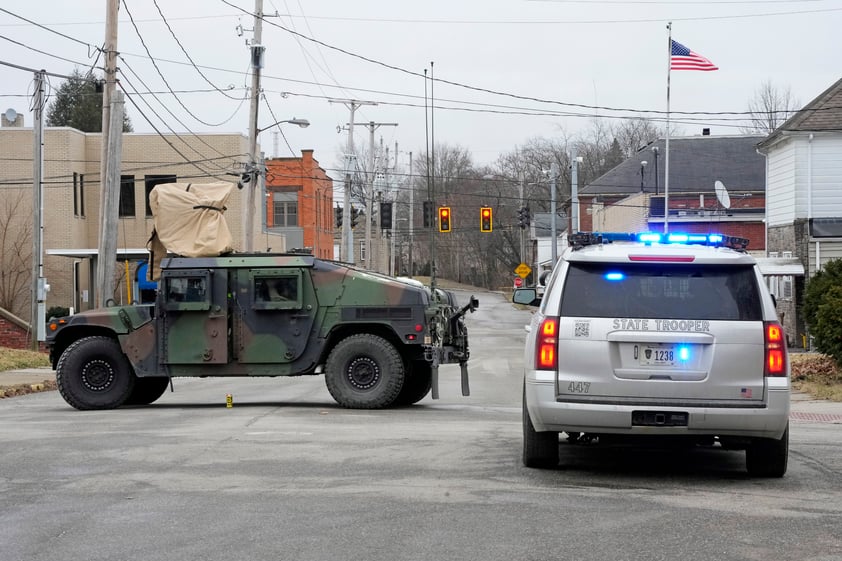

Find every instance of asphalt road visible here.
[2,289,842,561]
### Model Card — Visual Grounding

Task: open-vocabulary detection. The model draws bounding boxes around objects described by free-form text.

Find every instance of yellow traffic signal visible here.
[438,207,451,232]
[480,207,492,232]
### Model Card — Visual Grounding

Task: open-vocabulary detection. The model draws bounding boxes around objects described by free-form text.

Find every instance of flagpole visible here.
[665,21,672,234]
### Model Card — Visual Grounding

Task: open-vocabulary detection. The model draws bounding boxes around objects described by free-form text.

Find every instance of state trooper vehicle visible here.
[513,232,790,477]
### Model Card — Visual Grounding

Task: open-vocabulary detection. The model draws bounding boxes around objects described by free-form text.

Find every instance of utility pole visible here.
[95,0,119,309]
[571,149,581,233]
[352,121,397,270]
[329,99,376,262]
[519,174,525,266]
[30,70,45,349]
[550,162,559,265]
[408,151,414,277]
[243,0,265,252]
[96,91,125,307]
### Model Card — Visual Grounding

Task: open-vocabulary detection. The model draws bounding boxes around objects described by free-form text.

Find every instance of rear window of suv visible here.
[559,263,762,321]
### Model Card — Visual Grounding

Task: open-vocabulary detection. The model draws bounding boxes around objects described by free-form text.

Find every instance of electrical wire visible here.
[151,0,245,101]
[121,0,243,127]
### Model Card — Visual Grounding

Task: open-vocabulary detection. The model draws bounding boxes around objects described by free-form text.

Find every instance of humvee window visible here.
[253,273,301,310]
[164,275,210,310]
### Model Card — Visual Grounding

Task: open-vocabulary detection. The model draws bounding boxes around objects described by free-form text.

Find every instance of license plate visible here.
[639,344,676,366]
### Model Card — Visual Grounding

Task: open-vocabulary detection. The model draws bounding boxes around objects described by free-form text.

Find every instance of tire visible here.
[746,423,789,478]
[393,361,433,406]
[125,377,170,406]
[324,334,405,409]
[522,386,559,468]
[56,336,136,410]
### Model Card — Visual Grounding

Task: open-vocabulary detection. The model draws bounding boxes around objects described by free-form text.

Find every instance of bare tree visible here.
[0,190,32,319]
[742,80,801,134]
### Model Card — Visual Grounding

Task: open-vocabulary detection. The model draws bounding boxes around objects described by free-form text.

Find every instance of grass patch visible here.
[0,347,50,371]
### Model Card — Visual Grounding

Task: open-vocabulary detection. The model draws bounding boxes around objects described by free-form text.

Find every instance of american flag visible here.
[670,40,718,71]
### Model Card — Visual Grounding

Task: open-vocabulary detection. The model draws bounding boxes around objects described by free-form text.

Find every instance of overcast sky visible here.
[2,0,840,178]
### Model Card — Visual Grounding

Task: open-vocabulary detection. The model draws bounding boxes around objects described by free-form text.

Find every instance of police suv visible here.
[513,232,790,477]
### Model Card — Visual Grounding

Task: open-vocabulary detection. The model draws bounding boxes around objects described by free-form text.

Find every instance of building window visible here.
[144,174,177,217]
[360,240,366,262]
[272,193,298,227]
[119,175,136,217]
[74,173,85,217]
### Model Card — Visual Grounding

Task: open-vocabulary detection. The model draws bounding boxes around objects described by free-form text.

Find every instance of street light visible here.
[258,118,310,131]
[651,146,660,195]
[640,160,648,192]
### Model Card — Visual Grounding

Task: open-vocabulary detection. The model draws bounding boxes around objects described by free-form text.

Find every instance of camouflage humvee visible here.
[46,254,478,410]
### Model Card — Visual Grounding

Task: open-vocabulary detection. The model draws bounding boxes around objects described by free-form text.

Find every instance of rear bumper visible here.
[525,376,790,440]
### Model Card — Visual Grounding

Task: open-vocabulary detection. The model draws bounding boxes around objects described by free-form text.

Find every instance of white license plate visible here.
[639,344,676,366]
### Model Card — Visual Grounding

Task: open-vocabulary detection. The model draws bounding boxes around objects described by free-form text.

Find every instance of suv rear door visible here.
[554,262,766,405]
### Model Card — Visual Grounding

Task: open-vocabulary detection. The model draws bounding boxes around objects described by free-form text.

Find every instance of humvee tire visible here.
[394,361,433,406]
[325,334,405,409]
[125,377,170,406]
[56,336,136,410]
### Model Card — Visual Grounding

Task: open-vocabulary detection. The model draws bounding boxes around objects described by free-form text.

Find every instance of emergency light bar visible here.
[568,231,749,251]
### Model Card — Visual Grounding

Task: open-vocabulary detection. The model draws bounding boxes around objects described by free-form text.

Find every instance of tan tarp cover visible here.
[147,182,234,281]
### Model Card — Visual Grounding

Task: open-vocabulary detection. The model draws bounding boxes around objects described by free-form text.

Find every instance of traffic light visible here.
[334,205,343,229]
[480,207,492,232]
[423,201,434,228]
[517,206,531,229]
[438,207,451,232]
[380,202,393,230]
[350,206,361,228]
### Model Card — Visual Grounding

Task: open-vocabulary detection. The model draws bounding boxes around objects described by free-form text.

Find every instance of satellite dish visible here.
[4,108,17,122]
[714,180,731,209]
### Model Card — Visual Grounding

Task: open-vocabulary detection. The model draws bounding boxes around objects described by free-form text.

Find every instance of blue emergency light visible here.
[569,231,748,251]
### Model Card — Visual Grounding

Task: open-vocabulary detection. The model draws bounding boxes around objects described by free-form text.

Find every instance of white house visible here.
[757,76,842,347]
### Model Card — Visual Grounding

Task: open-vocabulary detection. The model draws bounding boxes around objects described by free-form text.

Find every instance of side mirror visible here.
[513,288,540,307]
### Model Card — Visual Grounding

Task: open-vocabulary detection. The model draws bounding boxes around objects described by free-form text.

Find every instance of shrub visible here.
[804,258,842,334]
[46,306,70,321]
[812,285,842,365]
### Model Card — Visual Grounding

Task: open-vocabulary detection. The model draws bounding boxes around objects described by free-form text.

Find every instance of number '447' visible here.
[567,382,590,394]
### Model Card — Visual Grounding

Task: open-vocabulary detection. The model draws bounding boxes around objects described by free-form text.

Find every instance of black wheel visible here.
[125,377,170,406]
[393,361,433,406]
[522,385,559,468]
[325,334,405,409]
[746,423,789,478]
[56,336,136,410]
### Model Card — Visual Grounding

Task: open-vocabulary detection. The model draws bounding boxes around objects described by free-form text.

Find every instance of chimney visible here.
[702,128,711,136]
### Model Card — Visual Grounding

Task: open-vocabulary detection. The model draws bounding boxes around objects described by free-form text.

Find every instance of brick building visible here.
[264,150,334,259]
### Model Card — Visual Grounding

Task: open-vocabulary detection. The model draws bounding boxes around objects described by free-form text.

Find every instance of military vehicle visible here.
[46,254,478,410]
[46,182,477,410]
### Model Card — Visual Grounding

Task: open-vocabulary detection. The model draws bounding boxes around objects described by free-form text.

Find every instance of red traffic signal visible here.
[438,207,452,232]
[480,207,492,232]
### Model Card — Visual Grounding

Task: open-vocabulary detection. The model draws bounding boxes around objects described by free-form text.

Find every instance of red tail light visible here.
[764,321,787,377]
[536,317,559,370]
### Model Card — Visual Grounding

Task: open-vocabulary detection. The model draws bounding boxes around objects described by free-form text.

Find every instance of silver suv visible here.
[513,232,790,477]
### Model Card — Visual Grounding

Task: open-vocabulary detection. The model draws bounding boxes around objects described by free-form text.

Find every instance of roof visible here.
[757,77,842,150]
[755,257,805,276]
[580,135,766,197]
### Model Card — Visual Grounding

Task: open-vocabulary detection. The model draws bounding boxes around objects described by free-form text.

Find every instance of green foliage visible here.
[812,285,842,365]
[46,68,133,133]
[803,258,842,335]
[46,306,70,321]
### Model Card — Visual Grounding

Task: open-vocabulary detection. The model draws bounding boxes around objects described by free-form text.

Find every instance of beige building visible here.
[0,125,265,324]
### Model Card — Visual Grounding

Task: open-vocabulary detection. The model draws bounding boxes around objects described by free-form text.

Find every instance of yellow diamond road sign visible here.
[515,263,532,278]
